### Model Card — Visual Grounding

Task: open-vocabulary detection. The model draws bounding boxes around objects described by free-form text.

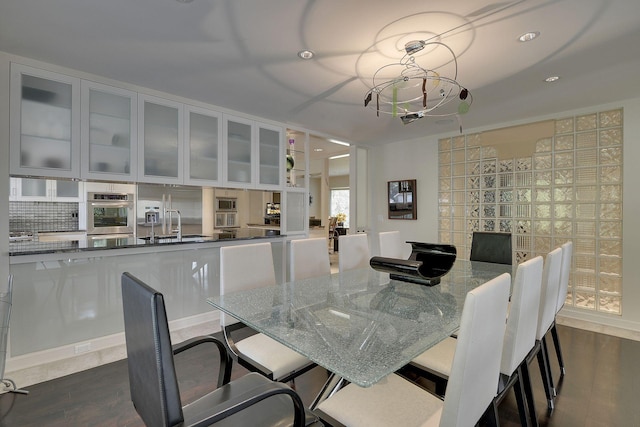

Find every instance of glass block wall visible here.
[438,108,623,314]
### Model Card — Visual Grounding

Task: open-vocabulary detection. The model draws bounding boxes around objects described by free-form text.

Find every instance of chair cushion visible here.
[237,333,312,381]
[410,336,456,379]
[317,373,443,427]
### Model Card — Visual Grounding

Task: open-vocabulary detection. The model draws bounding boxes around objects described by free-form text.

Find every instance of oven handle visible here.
[89,201,133,209]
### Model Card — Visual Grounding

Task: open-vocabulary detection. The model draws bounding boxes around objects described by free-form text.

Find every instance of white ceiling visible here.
[1,0,639,149]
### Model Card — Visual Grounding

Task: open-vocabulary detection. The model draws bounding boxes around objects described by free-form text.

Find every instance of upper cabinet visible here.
[81,81,137,181]
[257,123,283,190]
[8,63,294,192]
[10,64,81,178]
[184,105,222,186]
[138,94,184,184]
[223,115,284,190]
[286,131,307,189]
[223,115,253,188]
[10,177,84,202]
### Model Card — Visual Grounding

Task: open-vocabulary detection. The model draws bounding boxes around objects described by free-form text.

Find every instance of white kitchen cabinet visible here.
[223,115,284,189]
[10,63,81,179]
[256,122,283,190]
[10,177,84,202]
[84,182,136,194]
[280,128,309,235]
[81,81,137,181]
[138,94,184,184]
[223,115,253,188]
[282,190,307,235]
[285,130,308,189]
[184,105,222,186]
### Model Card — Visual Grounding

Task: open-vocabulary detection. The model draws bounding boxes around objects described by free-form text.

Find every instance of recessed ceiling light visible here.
[313,148,324,152]
[518,31,540,42]
[544,76,560,82]
[298,50,314,60]
[329,154,350,160]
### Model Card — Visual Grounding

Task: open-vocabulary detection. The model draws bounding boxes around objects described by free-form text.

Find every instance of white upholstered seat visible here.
[220,242,315,382]
[317,273,511,427]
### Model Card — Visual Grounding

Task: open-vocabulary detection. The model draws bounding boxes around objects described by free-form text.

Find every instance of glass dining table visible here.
[206,258,511,400]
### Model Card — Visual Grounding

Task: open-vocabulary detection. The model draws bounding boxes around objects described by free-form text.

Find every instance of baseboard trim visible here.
[5,311,221,388]
[557,308,640,342]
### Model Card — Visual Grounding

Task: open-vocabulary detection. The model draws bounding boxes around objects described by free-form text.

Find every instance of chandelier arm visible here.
[364,39,470,121]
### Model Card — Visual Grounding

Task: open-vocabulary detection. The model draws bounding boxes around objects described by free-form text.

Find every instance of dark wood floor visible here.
[0,324,638,426]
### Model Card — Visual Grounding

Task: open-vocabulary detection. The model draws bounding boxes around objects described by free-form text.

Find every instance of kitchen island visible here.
[7,228,287,387]
[9,228,281,257]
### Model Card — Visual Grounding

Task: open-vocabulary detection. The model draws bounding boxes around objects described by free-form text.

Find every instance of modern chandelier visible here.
[364,40,472,125]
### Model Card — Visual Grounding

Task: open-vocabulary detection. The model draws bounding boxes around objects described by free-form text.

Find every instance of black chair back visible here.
[122,272,183,427]
[470,232,513,265]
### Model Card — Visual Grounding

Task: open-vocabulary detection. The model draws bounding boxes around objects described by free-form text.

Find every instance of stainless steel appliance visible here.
[86,192,135,235]
[215,197,238,229]
[216,197,237,211]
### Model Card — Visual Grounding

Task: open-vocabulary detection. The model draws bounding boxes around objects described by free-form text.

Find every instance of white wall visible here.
[369,137,439,256]
[309,176,321,219]
[369,97,640,335]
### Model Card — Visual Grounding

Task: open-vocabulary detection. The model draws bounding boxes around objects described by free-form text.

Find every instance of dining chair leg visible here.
[520,360,539,427]
[513,366,531,427]
[480,400,500,427]
[550,322,566,376]
[536,338,555,411]
[541,336,557,397]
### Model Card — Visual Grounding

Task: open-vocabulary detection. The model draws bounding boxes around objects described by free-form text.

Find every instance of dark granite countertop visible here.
[9,228,282,256]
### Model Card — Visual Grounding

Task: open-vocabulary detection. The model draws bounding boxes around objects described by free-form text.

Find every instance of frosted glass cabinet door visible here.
[284,190,307,235]
[224,115,253,187]
[81,81,137,181]
[12,178,83,201]
[257,123,282,189]
[185,106,222,185]
[10,64,81,178]
[138,95,183,184]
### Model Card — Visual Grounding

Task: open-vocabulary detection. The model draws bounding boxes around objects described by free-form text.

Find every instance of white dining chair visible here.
[220,242,316,383]
[290,237,331,281]
[338,233,370,273]
[316,273,511,427]
[551,241,572,377]
[531,246,563,410]
[409,256,544,426]
[377,231,406,259]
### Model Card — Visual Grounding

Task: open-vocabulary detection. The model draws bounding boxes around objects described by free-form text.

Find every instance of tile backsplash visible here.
[9,201,79,232]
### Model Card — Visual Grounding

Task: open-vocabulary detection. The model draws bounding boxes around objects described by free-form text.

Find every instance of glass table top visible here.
[207,259,511,387]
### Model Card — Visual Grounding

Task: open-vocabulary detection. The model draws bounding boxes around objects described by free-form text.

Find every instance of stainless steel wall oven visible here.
[86,192,135,235]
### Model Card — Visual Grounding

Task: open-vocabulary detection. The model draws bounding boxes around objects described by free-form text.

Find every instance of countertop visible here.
[9,228,283,256]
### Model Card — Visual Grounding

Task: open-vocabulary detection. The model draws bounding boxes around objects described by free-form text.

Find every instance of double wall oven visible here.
[86,192,135,237]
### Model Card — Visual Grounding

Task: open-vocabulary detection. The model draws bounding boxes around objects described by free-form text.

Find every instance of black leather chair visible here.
[121,272,322,427]
[470,231,513,265]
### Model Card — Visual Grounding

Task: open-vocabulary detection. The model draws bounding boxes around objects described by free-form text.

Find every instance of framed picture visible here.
[388,179,417,220]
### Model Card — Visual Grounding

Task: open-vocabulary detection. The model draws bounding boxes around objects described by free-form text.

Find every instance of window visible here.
[330,189,349,228]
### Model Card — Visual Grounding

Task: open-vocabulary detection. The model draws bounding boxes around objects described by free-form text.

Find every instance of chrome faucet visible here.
[165,209,182,241]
